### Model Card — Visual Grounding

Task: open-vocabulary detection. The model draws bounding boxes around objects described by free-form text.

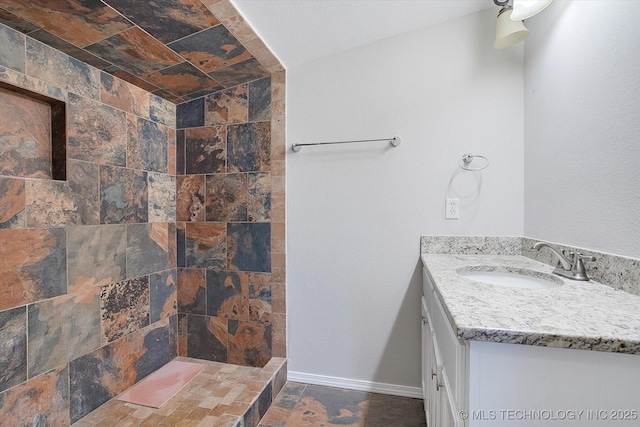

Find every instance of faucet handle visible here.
[577,253,596,262]
[571,253,596,280]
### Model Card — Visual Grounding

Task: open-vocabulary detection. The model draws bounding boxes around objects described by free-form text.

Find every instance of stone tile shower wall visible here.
[0,1,287,422]
[175,70,286,366]
[0,24,178,424]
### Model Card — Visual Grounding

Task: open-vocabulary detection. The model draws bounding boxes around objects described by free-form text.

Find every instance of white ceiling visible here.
[231,0,495,68]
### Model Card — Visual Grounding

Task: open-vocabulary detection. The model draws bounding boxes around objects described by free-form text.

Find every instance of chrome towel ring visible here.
[459,153,489,171]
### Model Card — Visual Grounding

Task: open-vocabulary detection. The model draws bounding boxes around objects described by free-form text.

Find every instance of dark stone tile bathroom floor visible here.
[260,382,426,427]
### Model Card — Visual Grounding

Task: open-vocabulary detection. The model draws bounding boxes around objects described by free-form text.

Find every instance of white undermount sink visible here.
[457,267,563,289]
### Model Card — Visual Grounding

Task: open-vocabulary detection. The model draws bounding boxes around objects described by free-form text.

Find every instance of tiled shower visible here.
[0,0,286,424]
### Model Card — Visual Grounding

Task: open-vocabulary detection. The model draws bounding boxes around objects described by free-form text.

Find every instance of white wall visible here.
[286,9,524,389]
[524,0,640,258]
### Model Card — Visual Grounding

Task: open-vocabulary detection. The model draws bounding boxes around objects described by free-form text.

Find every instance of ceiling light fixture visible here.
[493,0,529,49]
[511,0,554,21]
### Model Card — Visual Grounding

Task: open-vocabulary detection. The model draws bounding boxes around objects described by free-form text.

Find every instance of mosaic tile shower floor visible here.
[72,357,286,427]
[72,357,425,427]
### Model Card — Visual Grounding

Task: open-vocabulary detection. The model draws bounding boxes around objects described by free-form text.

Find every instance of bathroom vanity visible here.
[421,251,640,427]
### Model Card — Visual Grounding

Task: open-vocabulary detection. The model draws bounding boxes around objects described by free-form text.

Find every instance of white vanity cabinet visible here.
[421,266,640,427]
[422,267,466,427]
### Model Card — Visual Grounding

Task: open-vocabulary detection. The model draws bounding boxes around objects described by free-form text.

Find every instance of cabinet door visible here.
[430,332,442,427]
[421,297,433,424]
[438,369,461,427]
[439,392,457,427]
[433,333,464,427]
[431,286,467,409]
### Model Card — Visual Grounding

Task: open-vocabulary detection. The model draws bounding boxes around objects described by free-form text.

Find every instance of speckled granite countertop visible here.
[422,253,640,354]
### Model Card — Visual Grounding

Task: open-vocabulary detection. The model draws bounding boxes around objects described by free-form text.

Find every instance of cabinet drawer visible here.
[431,290,466,409]
[422,267,436,315]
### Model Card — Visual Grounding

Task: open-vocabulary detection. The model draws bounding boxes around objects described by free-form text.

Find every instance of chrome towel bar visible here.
[291,136,401,152]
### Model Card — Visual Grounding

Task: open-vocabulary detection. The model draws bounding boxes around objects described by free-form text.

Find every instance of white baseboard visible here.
[287,371,423,399]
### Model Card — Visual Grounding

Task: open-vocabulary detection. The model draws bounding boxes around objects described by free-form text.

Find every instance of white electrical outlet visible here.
[445,198,459,219]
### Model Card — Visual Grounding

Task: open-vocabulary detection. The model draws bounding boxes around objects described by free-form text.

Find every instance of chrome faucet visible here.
[532,242,596,281]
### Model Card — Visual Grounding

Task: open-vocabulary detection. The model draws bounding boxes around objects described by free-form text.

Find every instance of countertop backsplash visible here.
[521,237,640,297]
[421,236,640,297]
[420,236,522,256]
